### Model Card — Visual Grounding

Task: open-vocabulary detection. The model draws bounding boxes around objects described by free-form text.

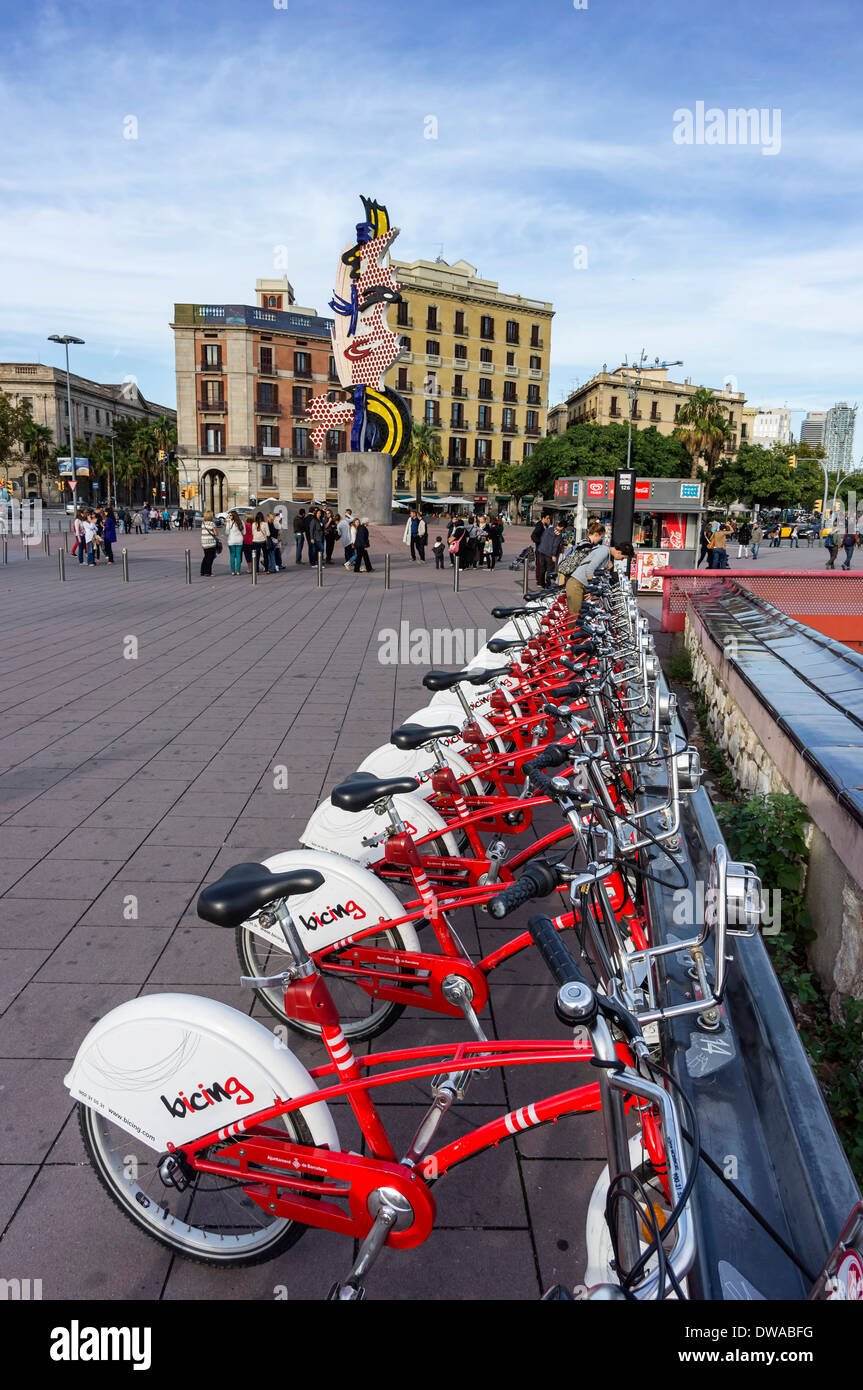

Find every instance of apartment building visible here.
[172,278,346,511]
[0,362,174,501]
[750,408,792,448]
[562,365,746,457]
[800,411,827,450]
[386,258,553,505]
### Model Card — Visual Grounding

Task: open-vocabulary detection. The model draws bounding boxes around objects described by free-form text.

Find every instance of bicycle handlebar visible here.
[527,914,590,990]
[487,860,561,919]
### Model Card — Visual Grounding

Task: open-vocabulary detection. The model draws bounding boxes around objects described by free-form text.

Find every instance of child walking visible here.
[433,535,445,570]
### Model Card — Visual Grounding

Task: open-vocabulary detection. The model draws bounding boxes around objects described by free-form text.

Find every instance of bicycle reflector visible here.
[725,860,762,936]
[675,747,702,795]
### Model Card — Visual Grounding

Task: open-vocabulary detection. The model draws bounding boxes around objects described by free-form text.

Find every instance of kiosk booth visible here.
[549,474,704,611]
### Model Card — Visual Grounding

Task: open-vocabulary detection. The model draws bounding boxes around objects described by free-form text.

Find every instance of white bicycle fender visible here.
[300,788,458,866]
[65,993,339,1154]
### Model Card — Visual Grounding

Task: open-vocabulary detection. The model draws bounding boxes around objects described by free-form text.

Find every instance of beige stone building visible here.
[0,362,174,501]
[386,258,553,506]
[562,365,746,457]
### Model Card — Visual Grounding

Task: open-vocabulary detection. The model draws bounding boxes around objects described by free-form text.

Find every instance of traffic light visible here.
[789,455,797,469]
[158,450,166,462]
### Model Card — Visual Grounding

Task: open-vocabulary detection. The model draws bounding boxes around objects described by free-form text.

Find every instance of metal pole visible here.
[2,539,6,564]
[63,529,69,552]
[453,555,460,592]
[44,530,50,555]
[64,342,75,488]
[252,551,258,585]
[317,554,323,587]
[522,553,529,597]
[185,548,191,583]
[23,538,29,559]
[384,553,391,589]
[121,547,129,582]
[58,549,65,581]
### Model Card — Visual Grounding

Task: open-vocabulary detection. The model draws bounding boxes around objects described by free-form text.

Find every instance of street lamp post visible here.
[48,334,85,521]
[623,352,683,468]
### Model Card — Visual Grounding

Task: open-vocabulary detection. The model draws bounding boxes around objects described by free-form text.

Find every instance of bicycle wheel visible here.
[79,1102,315,1267]
[236,921,410,1041]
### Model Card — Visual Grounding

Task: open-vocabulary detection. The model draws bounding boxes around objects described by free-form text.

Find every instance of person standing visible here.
[324,511,338,565]
[103,508,117,565]
[293,509,306,564]
[73,509,86,563]
[790,524,800,549]
[338,512,354,566]
[565,541,634,615]
[841,528,857,570]
[242,513,254,572]
[531,513,551,584]
[132,509,143,534]
[200,510,218,576]
[83,511,97,566]
[433,534,445,569]
[267,513,282,572]
[697,519,711,568]
[226,511,244,574]
[736,520,752,560]
[308,508,324,567]
[251,512,269,575]
[825,529,841,569]
[537,520,565,587]
[352,517,374,572]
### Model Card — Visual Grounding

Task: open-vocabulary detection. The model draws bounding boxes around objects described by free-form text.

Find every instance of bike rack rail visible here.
[635,668,860,1299]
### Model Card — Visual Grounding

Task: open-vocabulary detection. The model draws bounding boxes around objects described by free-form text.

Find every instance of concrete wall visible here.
[685,612,863,1003]
[337,452,392,525]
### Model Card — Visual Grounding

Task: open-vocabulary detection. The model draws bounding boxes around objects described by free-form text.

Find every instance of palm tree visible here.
[133,423,159,508]
[152,415,177,503]
[22,421,55,502]
[404,421,442,510]
[673,387,732,481]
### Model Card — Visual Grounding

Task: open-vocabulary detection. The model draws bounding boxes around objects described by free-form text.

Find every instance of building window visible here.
[741,423,747,439]
[396,469,407,488]
[530,325,541,348]
[480,315,494,340]
[527,384,540,405]
[505,351,515,367]
[475,438,489,463]
[454,343,467,361]
[397,366,409,390]
[260,346,274,373]
[502,407,515,429]
[478,404,492,429]
[425,400,439,426]
[503,381,517,402]
[674,403,681,419]
[426,307,439,331]
[451,471,463,491]
[526,410,538,432]
[610,395,620,418]
[204,379,223,406]
[258,382,278,408]
[83,406,89,421]
[524,442,534,458]
[397,301,410,327]
[203,426,224,454]
[529,355,541,370]
[426,339,440,357]
[328,354,339,380]
[451,403,464,427]
[267,295,283,309]
[399,335,411,351]
[453,374,464,396]
[728,411,735,425]
[258,424,279,449]
[476,471,486,491]
[261,463,275,487]
[478,377,493,399]
[294,352,311,377]
[293,427,309,455]
[94,409,100,424]
[502,439,511,463]
[505,320,519,345]
[454,309,466,335]
[292,385,309,412]
[202,343,222,370]
[479,347,492,364]
[329,466,338,488]
[296,464,309,487]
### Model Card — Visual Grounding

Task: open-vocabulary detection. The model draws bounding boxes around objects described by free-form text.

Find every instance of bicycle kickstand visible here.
[327,1188,414,1301]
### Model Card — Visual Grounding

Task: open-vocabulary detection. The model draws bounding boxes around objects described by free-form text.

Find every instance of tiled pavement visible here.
[0,522,606,1301]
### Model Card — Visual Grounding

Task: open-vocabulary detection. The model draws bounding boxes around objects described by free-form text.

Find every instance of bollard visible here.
[44,531,51,555]
[453,556,460,592]
[317,554,323,587]
[63,530,69,552]
[522,554,529,597]
[185,549,191,584]
[58,549,66,582]
[122,548,129,582]
[23,539,29,560]
[384,553,391,590]
[2,539,6,564]
[252,552,258,585]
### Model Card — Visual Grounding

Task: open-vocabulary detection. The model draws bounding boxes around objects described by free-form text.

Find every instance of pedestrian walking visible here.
[352,517,374,572]
[403,508,427,562]
[750,523,763,559]
[736,521,752,560]
[242,514,254,572]
[83,512,98,566]
[825,530,841,569]
[226,511,244,575]
[790,525,800,549]
[531,513,551,584]
[337,513,354,567]
[132,509,143,534]
[307,508,324,566]
[324,510,338,565]
[433,535,445,569]
[841,529,858,570]
[537,520,565,587]
[200,510,219,576]
[696,519,711,568]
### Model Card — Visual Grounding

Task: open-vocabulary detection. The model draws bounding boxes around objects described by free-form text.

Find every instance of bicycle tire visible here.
[79,1101,316,1267]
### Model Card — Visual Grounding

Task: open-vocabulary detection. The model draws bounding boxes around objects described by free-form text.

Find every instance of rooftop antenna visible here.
[434,243,445,263]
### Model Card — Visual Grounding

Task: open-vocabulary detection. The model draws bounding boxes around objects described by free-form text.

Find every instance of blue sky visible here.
[1,0,861,450]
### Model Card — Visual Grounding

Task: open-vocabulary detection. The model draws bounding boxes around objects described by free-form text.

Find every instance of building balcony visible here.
[255,401,283,416]
[396,315,413,329]
[505,363,519,374]
[530,336,544,350]
[529,367,543,379]
[451,385,468,397]
[293,368,313,379]
[426,320,441,334]
[400,351,414,363]
[257,363,279,376]
[197,398,226,412]
[199,361,224,374]
[502,394,519,406]
[501,422,519,434]
[450,418,470,431]
[476,421,496,433]
[453,325,468,337]
[426,354,442,365]
[609,408,622,418]
[397,380,414,393]
[525,425,541,436]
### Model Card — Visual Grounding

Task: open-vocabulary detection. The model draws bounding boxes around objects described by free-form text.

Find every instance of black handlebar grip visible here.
[487,861,560,919]
[548,680,585,701]
[528,914,591,989]
[529,743,569,770]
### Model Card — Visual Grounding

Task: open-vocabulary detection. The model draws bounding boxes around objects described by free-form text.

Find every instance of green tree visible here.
[711,441,821,510]
[404,421,442,510]
[486,458,538,509]
[521,421,690,501]
[21,414,56,502]
[0,390,34,490]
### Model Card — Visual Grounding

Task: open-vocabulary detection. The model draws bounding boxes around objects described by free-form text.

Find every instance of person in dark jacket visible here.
[531,513,551,583]
[352,518,374,572]
[537,520,565,587]
[293,509,306,564]
[103,508,117,564]
[841,529,858,570]
[308,509,324,566]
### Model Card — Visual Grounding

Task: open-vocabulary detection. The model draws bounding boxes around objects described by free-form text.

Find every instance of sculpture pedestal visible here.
[337,452,392,525]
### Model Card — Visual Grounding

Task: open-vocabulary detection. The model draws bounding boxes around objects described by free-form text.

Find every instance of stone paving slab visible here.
[0,522,609,1300]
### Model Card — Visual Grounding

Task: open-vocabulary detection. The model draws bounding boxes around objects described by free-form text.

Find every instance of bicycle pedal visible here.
[327,1280,366,1301]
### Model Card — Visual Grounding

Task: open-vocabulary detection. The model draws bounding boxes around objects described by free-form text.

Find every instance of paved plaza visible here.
[0,520,856,1302]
